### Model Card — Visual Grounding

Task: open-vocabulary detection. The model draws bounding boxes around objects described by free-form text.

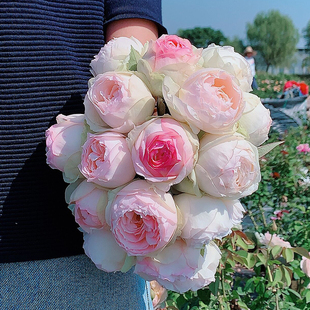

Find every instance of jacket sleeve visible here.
[104,0,167,35]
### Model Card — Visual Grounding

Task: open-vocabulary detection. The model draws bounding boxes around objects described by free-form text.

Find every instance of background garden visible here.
[154,9,310,310]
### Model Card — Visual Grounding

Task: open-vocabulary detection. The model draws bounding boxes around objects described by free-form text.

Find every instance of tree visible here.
[303,20,310,50]
[177,27,227,48]
[223,36,245,54]
[246,10,299,72]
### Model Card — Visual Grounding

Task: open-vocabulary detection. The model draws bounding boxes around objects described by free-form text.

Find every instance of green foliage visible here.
[164,117,310,309]
[246,10,299,72]
[223,36,245,54]
[177,27,227,48]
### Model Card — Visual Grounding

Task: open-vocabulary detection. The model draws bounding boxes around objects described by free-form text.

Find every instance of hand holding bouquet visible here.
[46,35,272,293]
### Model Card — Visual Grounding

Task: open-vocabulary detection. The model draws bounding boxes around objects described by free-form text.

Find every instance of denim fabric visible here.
[0,255,153,310]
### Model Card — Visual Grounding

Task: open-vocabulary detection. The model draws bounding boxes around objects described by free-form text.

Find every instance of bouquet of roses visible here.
[45,35,272,293]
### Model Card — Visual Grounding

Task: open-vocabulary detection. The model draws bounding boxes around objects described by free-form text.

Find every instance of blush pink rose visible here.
[296,143,310,153]
[106,180,178,256]
[163,68,245,134]
[84,72,155,133]
[83,229,129,272]
[46,114,85,172]
[79,132,135,188]
[144,34,202,71]
[128,117,199,191]
[150,281,168,310]
[135,240,221,293]
[195,133,261,199]
[69,180,109,233]
[257,232,292,248]
[137,35,203,96]
[175,193,244,246]
[300,253,310,278]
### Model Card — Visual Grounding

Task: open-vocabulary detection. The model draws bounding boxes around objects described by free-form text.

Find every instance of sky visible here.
[162,0,310,48]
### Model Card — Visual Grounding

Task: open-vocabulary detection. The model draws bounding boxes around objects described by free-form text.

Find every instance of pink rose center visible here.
[115,211,160,253]
[143,137,180,177]
[92,76,128,114]
[85,140,106,172]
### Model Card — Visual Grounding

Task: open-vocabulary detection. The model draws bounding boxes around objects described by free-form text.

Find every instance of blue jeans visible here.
[0,255,153,310]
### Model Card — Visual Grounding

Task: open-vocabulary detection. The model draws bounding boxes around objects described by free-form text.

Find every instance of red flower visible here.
[281,150,289,155]
[272,172,280,179]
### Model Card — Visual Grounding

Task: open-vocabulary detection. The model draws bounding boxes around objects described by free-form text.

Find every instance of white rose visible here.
[84,72,155,133]
[202,44,253,92]
[175,193,244,246]
[90,36,144,75]
[135,239,221,293]
[238,98,272,146]
[195,133,261,199]
[83,229,131,272]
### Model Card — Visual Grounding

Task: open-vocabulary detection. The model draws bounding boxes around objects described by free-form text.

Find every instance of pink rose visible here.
[128,117,199,191]
[84,72,155,133]
[45,114,85,181]
[137,35,203,96]
[83,229,129,272]
[90,36,144,75]
[257,232,292,248]
[69,180,109,233]
[79,132,135,188]
[175,193,244,246]
[296,143,310,153]
[144,35,202,71]
[270,209,290,221]
[163,68,245,134]
[135,240,221,293]
[106,180,178,256]
[195,133,261,199]
[300,254,310,278]
[150,281,168,310]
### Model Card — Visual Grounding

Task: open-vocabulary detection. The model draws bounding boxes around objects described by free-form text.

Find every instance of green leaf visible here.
[237,300,250,310]
[235,236,249,250]
[246,253,257,269]
[281,266,292,287]
[257,253,267,265]
[273,268,283,286]
[283,248,294,262]
[271,245,283,258]
[127,46,142,71]
[292,247,310,259]
[209,276,220,296]
[305,289,310,303]
[258,141,284,158]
